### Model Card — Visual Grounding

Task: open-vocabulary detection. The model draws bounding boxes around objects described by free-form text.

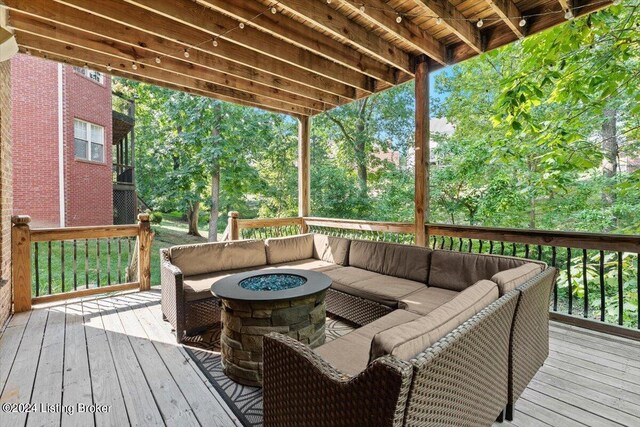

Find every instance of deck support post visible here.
[11,215,32,312]
[298,115,311,232]
[228,211,240,240]
[414,56,430,246]
[137,213,152,291]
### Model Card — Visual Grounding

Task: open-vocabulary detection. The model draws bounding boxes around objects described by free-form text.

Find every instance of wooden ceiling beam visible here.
[121,0,379,90]
[186,0,403,85]
[272,0,415,75]
[2,0,346,104]
[46,0,360,99]
[15,31,316,116]
[413,0,483,54]
[334,0,446,64]
[483,0,526,39]
[9,13,328,112]
[18,46,300,117]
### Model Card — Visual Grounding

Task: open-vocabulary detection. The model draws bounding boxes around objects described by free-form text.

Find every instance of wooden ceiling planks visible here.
[2,0,614,117]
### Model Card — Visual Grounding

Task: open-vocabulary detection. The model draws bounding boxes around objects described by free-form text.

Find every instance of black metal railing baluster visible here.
[599,250,605,322]
[525,244,530,259]
[552,246,557,311]
[118,238,123,284]
[479,240,484,253]
[449,237,453,250]
[61,241,65,293]
[512,243,517,257]
[458,238,463,252]
[582,249,588,318]
[440,236,445,249]
[637,254,639,329]
[489,241,494,254]
[73,240,77,291]
[47,241,52,295]
[618,251,623,326]
[107,238,112,286]
[468,239,472,253]
[96,239,101,287]
[567,248,573,315]
[500,241,505,255]
[34,242,40,297]
[537,245,542,261]
[85,239,89,288]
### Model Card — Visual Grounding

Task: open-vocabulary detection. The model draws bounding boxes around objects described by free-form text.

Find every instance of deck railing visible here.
[227,213,640,339]
[11,214,153,312]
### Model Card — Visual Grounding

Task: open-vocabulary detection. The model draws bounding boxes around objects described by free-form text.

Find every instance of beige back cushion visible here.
[429,250,544,292]
[265,234,314,265]
[369,280,499,362]
[349,240,432,283]
[491,262,544,295]
[312,234,350,265]
[169,239,266,276]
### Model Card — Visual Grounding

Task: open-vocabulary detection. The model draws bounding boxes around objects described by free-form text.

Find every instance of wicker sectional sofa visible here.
[160,233,556,426]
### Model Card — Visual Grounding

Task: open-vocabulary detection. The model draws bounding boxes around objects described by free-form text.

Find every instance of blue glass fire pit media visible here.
[239,274,307,291]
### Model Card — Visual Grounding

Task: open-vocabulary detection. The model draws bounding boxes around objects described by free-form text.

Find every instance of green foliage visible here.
[149,211,163,224]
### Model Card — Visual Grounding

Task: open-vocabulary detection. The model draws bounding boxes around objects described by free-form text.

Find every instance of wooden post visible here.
[137,213,152,291]
[229,211,239,240]
[298,116,311,228]
[11,215,32,312]
[414,57,430,246]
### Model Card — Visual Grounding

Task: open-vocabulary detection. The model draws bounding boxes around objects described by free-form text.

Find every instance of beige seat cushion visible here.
[184,266,269,302]
[348,240,431,283]
[312,234,350,265]
[315,309,420,376]
[429,250,544,292]
[269,258,340,272]
[170,240,266,276]
[370,280,499,361]
[265,234,314,265]
[491,263,545,295]
[326,267,425,307]
[399,286,460,315]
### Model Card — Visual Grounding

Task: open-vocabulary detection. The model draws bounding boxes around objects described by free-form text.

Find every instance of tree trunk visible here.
[187,202,201,236]
[601,109,618,206]
[355,118,368,196]
[208,166,220,242]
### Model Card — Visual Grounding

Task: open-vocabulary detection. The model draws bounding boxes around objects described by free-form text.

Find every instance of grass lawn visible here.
[31,218,218,296]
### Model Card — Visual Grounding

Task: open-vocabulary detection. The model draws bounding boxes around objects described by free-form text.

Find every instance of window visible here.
[74,119,104,163]
[73,66,105,85]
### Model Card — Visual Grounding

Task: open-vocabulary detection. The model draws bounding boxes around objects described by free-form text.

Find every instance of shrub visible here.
[149,211,163,224]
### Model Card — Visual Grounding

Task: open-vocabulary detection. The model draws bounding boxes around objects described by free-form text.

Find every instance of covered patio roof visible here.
[2,0,612,117]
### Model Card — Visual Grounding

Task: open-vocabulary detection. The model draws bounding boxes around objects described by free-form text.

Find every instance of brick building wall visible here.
[11,55,60,227]
[63,66,113,226]
[0,61,13,326]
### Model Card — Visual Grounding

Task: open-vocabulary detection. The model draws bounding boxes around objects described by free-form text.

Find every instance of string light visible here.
[436,17,443,25]
[238,22,245,29]
[271,7,277,14]
[396,15,402,23]
[83,63,89,69]
[213,39,219,47]
[327,0,331,3]
[519,18,527,27]
[106,64,112,71]
[359,5,365,12]
[183,49,190,58]
[564,10,574,20]
[155,57,161,64]
[25,49,32,55]
[132,63,137,70]
[476,19,484,28]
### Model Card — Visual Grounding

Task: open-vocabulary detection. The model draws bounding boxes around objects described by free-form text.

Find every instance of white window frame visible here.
[73,66,105,85]
[74,119,105,163]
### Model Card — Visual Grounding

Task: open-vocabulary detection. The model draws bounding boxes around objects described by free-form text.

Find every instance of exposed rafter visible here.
[272,0,415,75]
[195,0,403,84]
[413,0,483,54]
[484,0,527,39]
[335,0,446,64]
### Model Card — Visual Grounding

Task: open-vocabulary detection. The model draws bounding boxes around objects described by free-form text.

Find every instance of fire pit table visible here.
[211,268,331,386]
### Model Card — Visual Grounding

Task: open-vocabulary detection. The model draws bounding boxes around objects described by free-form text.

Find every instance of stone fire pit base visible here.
[219,290,326,386]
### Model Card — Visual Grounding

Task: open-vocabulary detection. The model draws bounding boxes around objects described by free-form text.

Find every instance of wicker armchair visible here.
[160,248,221,342]
[263,291,519,427]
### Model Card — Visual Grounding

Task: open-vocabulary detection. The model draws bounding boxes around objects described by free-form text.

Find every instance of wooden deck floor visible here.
[1,289,639,427]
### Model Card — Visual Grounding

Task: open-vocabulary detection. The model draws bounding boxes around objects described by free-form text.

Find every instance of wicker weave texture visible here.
[326,288,393,326]
[404,292,519,427]
[510,268,557,403]
[263,333,413,427]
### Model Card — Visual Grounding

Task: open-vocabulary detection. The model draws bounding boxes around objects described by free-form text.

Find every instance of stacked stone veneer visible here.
[220,290,327,386]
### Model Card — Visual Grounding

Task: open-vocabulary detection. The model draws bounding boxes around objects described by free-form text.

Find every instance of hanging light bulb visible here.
[106,64,112,71]
[564,10,574,20]
[519,18,526,27]
[25,49,32,55]
[613,0,621,4]
[239,22,245,29]
[396,15,403,23]
[83,63,89,69]
[184,49,190,58]
[326,0,331,3]
[271,7,277,14]
[476,19,483,28]
[359,5,365,13]
[436,17,443,25]
[132,63,137,70]
[212,39,218,47]
[155,57,161,64]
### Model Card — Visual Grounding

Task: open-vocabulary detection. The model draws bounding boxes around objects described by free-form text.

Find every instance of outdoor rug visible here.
[183,315,356,427]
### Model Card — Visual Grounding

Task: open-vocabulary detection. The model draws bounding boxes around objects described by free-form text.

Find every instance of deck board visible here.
[2,289,639,427]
